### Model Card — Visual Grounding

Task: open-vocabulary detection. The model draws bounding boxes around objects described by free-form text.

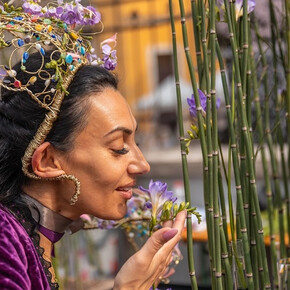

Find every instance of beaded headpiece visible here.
[0,0,117,204]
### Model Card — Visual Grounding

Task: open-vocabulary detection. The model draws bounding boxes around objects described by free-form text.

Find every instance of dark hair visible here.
[0,52,118,204]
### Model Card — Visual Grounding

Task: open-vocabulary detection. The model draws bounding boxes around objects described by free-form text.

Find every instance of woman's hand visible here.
[113,210,186,290]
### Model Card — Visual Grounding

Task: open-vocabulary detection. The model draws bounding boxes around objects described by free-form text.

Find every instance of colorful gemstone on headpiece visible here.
[0,0,118,179]
[24,36,31,43]
[17,39,24,47]
[23,52,29,61]
[7,70,17,78]
[29,76,37,85]
[13,80,21,88]
[65,55,73,64]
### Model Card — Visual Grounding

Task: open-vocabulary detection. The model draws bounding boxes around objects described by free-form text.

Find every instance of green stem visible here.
[216,39,254,290]
[224,1,271,287]
[251,19,279,288]
[285,0,290,256]
[168,1,198,288]
[268,0,286,258]
[209,0,222,288]
[191,0,203,86]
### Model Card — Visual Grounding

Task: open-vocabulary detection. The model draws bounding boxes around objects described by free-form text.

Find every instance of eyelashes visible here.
[111,142,140,155]
[112,147,129,155]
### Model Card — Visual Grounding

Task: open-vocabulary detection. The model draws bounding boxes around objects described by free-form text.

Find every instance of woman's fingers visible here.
[172,210,187,232]
[162,219,173,228]
[139,227,178,261]
[141,210,186,261]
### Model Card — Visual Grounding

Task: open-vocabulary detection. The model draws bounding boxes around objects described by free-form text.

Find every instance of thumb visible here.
[140,228,178,260]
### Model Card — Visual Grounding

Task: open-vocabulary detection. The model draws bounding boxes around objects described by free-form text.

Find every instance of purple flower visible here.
[0,68,6,80]
[96,219,117,229]
[187,89,221,118]
[81,6,101,25]
[139,180,177,219]
[100,34,118,70]
[60,3,81,25]
[126,195,151,218]
[187,89,207,118]
[217,0,256,20]
[45,6,63,18]
[102,51,117,70]
[22,1,43,16]
[87,53,98,64]
[235,0,256,19]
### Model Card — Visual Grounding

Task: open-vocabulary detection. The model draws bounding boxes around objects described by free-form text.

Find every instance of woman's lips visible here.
[116,187,133,199]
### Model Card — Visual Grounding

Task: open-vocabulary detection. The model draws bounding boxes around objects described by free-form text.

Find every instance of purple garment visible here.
[0,205,50,290]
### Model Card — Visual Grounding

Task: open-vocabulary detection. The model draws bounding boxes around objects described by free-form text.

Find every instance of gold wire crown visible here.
[0,1,117,181]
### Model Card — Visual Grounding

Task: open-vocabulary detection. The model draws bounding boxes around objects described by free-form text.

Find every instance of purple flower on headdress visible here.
[100,34,117,70]
[82,6,101,25]
[45,6,63,18]
[22,1,43,16]
[139,180,177,219]
[0,68,6,80]
[102,50,117,70]
[60,3,81,25]
[187,89,221,118]
[87,53,98,64]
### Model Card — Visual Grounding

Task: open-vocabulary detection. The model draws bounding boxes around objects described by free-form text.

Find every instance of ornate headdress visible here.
[0,0,117,204]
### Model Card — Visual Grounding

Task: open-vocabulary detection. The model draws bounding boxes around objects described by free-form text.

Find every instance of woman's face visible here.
[61,87,150,220]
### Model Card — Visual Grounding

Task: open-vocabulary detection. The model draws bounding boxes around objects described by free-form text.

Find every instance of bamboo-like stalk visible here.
[250,19,279,288]
[219,222,233,289]
[168,1,198,289]
[209,0,223,289]
[285,0,290,257]
[241,0,249,92]
[178,0,220,288]
[218,155,229,248]
[216,39,254,290]
[269,0,287,75]
[191,0,203,86]
[273,1,290,251]
[197,0,216,287]
[224,1,271,287]
[266,0,286,259]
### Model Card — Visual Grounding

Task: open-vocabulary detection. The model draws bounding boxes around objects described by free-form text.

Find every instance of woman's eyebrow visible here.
[104,126,133,137]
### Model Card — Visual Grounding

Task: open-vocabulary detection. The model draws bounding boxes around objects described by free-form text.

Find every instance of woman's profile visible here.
[0,1,185,289]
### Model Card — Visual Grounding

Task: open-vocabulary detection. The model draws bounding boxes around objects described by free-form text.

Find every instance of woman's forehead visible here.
[86,88,137,136]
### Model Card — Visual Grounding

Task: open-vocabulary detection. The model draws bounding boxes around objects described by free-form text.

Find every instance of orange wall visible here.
[92,0,195,110]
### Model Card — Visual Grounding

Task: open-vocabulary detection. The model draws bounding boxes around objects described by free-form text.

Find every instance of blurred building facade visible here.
[90,0,195,150]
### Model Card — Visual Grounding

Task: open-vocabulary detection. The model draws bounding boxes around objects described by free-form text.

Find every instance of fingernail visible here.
[163,229,178,241]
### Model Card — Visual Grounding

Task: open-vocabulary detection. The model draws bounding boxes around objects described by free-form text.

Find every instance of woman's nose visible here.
[128,147,150,175]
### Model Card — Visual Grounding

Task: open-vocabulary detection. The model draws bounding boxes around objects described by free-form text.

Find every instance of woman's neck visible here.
[21,194,73,233]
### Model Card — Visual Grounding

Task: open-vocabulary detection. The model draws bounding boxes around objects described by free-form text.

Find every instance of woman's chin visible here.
[97,206,127,221]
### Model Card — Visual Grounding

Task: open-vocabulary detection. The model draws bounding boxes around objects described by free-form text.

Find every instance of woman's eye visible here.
[112,147,129,155]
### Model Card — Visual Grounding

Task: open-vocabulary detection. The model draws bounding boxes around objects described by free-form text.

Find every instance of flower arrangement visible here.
[168,0,289,289]
[82,180,201,288]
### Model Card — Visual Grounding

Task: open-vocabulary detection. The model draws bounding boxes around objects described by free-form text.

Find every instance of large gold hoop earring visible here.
[55,174,81,205]
[23,170,81,205]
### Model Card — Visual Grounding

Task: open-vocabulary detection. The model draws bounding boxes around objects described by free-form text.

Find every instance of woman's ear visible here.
[31,142,66,178]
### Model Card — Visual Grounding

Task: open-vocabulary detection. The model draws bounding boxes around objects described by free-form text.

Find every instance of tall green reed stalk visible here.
[169,0,289,288]
[169,2,198,288]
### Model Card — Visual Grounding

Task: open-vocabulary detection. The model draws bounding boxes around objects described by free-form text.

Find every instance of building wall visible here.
[92,0,195,110]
